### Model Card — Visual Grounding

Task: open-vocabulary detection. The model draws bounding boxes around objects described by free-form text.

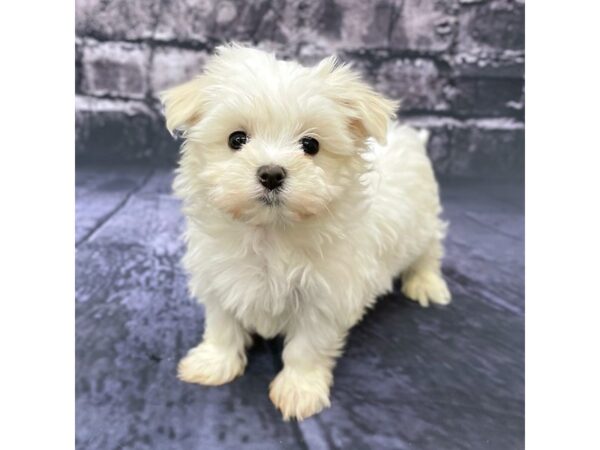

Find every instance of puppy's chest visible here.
[205,231,315,323]
[239,244,302,301]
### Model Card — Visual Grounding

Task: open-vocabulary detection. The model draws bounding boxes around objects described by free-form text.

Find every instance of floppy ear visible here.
[316,56,399,146]
[160,77,206,136]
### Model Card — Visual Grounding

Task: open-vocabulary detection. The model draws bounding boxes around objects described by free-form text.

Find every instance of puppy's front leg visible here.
[178,300,251,386]
[270,316,347,420]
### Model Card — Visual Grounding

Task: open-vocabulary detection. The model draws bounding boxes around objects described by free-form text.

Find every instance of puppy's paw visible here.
[178,342,246,386]
[269,367,332,421]
[402,271,451,307]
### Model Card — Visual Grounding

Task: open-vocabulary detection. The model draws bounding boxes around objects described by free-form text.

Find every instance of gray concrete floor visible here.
[76,166,524,450]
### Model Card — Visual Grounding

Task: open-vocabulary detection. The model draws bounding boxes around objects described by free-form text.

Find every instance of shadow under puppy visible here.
[161,43,451,421]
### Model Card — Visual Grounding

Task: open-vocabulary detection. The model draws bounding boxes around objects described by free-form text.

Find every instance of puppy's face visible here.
[163,45,397,225]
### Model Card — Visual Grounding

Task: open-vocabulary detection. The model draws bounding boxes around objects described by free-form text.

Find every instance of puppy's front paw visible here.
[269,367,332,421]
[178,342,245,386]
[402,271,451,307]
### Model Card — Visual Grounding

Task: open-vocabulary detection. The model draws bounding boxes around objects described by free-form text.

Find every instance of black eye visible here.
[300,137,319,156]
[228,131,247,150]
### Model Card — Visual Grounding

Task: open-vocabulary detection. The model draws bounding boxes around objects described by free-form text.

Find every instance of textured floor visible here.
[75,166,524,450]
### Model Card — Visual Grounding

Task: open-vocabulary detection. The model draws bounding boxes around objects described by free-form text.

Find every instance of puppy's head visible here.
[162,44,397,225]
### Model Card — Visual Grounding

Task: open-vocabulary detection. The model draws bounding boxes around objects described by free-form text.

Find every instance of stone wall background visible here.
[75,0,524,179]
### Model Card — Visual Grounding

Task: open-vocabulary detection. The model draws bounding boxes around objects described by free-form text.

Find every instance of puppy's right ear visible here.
[160,77,206,136]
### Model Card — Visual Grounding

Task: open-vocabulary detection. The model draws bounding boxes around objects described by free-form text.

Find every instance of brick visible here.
[333,0,457,52]
[150,47,209,97]
[450,119,524,178]
[76,0,160,40]
[154,0,287,45]
[404,117,524,178]
[457,0,524,54]
[376,58,449,111]
[276,0,346,48]
[449,78,524,117]
[81,41,150,99]
[76,96,176,163]
[389,0,458,52]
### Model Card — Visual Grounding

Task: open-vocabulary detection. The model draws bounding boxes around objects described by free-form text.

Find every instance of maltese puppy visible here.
[161,44,451,421]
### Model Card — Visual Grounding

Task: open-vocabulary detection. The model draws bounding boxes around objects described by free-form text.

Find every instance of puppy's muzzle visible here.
[257,165,286,191]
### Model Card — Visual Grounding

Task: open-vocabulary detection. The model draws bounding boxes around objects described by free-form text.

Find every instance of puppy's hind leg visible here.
[401,235,451,307]
[178,300,251,386]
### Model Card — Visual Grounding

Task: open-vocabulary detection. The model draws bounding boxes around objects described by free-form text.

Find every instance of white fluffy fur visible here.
[162,44,451,421]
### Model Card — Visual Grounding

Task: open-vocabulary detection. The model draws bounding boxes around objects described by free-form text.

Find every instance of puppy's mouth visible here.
[259,190,283,207]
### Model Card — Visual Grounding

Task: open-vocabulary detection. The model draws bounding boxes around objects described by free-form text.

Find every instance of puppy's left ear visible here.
[316,56,399,146]
[160,76,207,136]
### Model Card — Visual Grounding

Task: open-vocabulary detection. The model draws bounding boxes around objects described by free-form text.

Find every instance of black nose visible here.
[257,165,286,190]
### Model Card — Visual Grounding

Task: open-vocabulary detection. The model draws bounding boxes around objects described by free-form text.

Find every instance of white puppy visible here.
[161,44,451,421]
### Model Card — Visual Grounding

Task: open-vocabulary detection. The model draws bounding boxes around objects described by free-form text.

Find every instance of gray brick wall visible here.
[75,0,524,179]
